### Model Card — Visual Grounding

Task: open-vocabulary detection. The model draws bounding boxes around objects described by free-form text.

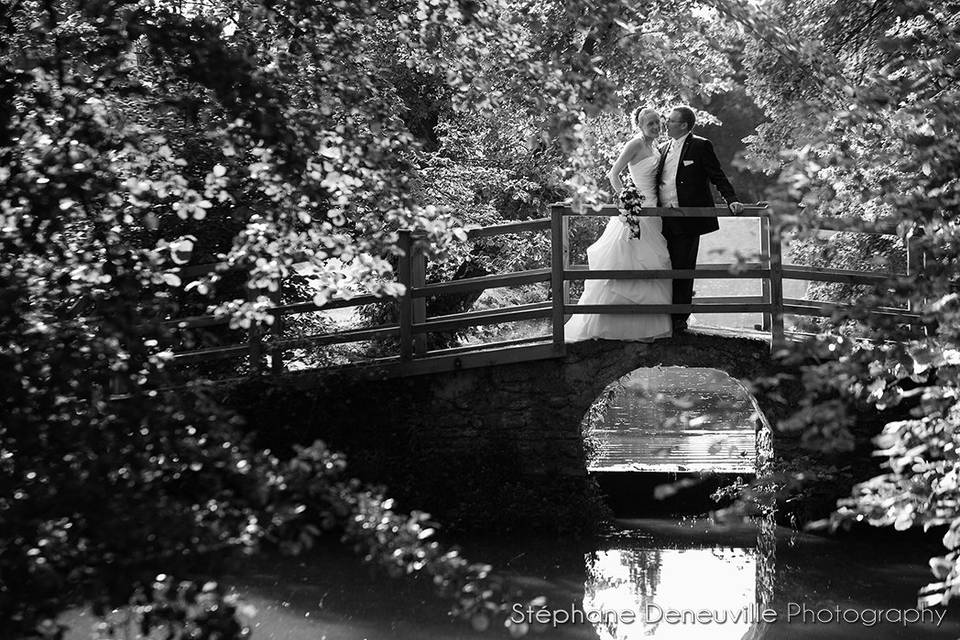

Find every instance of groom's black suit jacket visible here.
[656,134,738,236]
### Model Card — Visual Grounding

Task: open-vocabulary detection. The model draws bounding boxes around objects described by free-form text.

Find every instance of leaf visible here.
[930,557,953,580]
[168,237,195,265]
[470,613,490,632]
[894,513,913,531]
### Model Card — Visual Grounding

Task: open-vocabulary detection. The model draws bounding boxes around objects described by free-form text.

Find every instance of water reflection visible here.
[584,518,774,639]
[585,368,761,474]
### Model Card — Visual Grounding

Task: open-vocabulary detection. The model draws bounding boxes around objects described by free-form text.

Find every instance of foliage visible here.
[85,577,255,640]
[9,0,960,632]
[15,437,553,638]
[0,1,594,631]
[711,0,960,610]
[340,482,547,636]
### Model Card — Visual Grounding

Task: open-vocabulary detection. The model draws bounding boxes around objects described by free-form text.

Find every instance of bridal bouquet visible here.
[618,184,645,239]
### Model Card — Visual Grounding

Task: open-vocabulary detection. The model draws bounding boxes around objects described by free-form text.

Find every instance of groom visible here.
[657,106,743,333]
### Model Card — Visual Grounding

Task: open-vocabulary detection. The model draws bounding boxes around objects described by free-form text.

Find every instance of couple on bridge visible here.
[565,105,744,343]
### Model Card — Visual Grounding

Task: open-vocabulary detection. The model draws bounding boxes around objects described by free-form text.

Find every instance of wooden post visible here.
[247,284,264,373]
[759,215,771,332]
[906,227,931,336]
[269,278,284,373]
[905,228,927,310]
[562,214,571,317]
[412,244,427,356]
[398,229,414,360]
[905,231,913,313]
[551,205,567,345]
[108,373,126,396]
[767,211,785,350]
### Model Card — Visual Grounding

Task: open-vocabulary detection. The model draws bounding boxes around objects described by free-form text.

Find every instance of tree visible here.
[710,0,960,608]
[0,0,744,633]
[11,0,959,633]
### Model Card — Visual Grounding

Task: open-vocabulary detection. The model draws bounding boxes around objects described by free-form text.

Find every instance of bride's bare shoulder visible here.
[626,136,656,164]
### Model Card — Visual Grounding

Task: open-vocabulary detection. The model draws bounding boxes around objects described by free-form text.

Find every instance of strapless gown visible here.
[564,153,672,342]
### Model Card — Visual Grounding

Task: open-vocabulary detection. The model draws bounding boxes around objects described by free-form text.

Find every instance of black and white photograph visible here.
[3,0,960,638]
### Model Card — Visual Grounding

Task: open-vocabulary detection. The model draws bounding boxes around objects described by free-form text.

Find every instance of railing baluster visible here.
[412,243,427,356]
[398,229,414,360]
[906,227,932,336]
[759,216,771,332]
[561,214,571,316]
[905,232,913,314]
[767,211,785,350]
[269,278,284,372]
[551,206,566,345]
[247,284,264,373]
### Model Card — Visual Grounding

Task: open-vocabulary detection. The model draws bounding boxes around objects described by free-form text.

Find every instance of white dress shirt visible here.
[658,132,690,207]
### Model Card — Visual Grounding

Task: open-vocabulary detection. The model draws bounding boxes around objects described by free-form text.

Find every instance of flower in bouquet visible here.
[618,184,645,239]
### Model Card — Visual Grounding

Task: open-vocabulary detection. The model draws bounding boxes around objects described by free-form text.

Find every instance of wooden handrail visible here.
[782,297,920,318]
[413,303,552,334]
[555,204,771,217]
[566,303,774,315]
[781,266,898,285]
[564,267,772,280]
[792,218,901,235]
[466,218,550,238]
[272,294,388,316]
[162,203,922,368]
[172,344,251,363]
[413,268,551,297]
[270,325,400,349]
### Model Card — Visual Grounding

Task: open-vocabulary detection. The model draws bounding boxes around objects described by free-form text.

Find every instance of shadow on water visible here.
[591,470,745,516]
[61,520,959,639]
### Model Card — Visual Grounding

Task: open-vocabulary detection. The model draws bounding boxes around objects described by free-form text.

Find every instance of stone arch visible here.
[556,338,775,476]
[577,365,771,474]
[225,332,781,530]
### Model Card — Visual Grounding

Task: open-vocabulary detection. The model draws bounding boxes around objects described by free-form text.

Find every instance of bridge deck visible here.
[586,367,757,474]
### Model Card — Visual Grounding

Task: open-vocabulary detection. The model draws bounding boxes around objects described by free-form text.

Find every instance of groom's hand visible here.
[728,201,745,215]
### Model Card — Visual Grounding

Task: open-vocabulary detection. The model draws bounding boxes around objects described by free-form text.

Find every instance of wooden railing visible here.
[553,204,784,346]
[162,204,922,374]
[554,204,920,348]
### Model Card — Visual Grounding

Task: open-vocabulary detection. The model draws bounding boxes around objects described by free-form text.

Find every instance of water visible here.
[577,518,956,640]
[586,368,760,474]
[59,306,941,639]
[62,518,956,639]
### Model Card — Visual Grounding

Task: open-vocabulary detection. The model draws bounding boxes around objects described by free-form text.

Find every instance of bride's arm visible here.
[607,138,642,196]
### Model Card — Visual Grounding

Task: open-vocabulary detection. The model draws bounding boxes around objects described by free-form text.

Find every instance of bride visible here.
[564,106,673,342]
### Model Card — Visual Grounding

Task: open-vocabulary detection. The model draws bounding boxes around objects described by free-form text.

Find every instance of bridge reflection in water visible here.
[583,518,775,640]
[584,367,762,474]
[581,366,772,639]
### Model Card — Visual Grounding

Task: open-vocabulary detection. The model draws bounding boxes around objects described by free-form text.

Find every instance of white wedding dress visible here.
[564,152,673,342]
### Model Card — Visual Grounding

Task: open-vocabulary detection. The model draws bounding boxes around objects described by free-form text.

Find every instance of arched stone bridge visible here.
[224,330,789,530]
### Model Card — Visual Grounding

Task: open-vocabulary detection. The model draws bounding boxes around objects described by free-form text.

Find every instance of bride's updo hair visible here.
[631,105,659,130]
